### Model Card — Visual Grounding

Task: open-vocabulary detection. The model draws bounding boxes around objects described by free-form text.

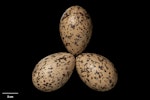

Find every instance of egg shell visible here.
[76,53,118,92]
[32,52,75,92]
[59,5,93,55]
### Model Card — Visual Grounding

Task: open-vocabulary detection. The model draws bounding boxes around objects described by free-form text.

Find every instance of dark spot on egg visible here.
[70,24,75,29]
[99,66,103,70]
[63,74,66,77]
[86,78,90,82]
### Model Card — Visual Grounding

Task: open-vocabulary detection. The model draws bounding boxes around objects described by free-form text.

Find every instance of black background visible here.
[0,0,146,99]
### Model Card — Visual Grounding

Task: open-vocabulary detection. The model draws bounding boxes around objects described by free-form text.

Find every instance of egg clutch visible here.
[32,5,118,92]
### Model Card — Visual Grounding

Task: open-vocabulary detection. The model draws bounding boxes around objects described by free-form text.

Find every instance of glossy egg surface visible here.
[76,53,118,91]
[59,5,93,55]
[32,52,75,92]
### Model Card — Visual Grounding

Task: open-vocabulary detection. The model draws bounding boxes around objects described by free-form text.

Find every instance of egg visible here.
[59,5,93,55]
[76,53,118,92]
[32,52,75,92]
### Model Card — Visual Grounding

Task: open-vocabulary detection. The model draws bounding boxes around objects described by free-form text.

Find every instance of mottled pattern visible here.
[59,5,93,55]
[76,53,118,91]
[32,52,75,92]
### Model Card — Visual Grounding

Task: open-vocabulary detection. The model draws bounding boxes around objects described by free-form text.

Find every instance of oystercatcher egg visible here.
[32,52,75,92]
[76,53,118,91]
[59,5,93,55]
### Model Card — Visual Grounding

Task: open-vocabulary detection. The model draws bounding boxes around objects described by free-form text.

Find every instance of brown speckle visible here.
[76,53,118,92]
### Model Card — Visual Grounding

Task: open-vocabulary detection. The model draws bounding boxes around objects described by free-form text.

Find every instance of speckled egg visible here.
[59,5,93,55]
[76,53,118,92]
[32,52,75,92]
